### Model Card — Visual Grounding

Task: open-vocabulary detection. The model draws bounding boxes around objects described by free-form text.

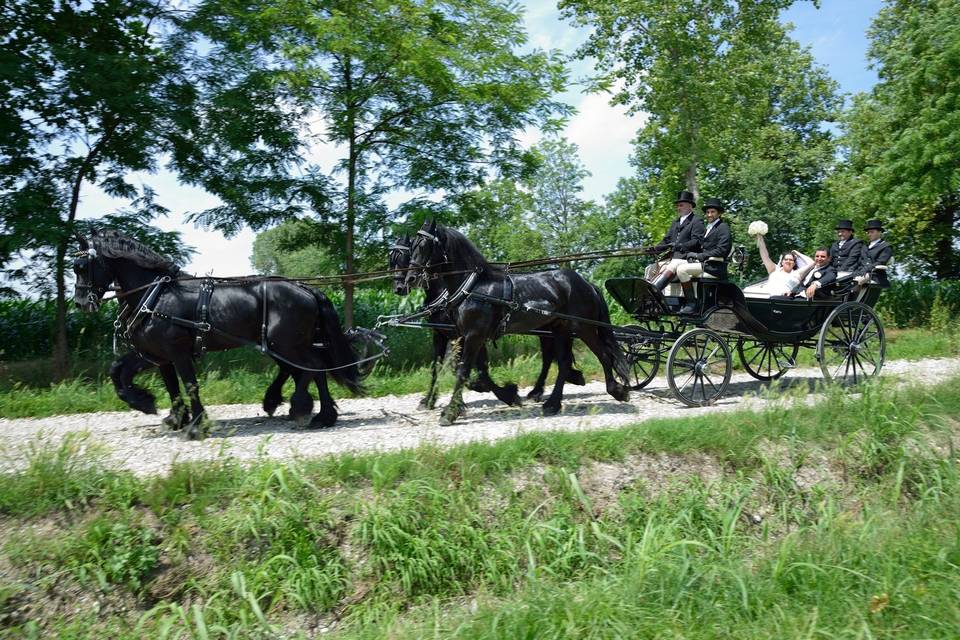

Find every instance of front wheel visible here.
[816,302,885,384]
[616,326,661,390]
[666,328,732,407]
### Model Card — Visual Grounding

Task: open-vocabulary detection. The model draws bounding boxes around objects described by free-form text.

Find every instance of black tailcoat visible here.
[829,237,871,274]
[801,264,837,298]
[655,214,706,258]
[866,239,893,288]
[697,219,732,279]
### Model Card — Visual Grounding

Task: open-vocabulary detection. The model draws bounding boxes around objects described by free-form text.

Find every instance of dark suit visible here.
[696,219,732,279]
[801,264,837,298]
[829,237,871,274]
[866,239,893,288]
[655,214,705,258]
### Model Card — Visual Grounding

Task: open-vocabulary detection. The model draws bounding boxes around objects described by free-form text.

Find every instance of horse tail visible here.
[591,283,630,385]
[311,289,364,395]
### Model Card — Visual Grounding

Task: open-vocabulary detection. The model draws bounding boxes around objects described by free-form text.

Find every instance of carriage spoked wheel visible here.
[617,325,661,390]
[666,328,732,407]
[737,340,799,381]
[816,302,885,385]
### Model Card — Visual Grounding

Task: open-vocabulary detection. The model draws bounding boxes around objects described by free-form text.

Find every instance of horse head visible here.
[72,233,113,311]
[388,235,413,295]
[405,220,445,290]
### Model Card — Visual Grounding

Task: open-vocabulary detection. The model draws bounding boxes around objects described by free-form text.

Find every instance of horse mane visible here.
[91,230,178,272]
[439,226,503,276]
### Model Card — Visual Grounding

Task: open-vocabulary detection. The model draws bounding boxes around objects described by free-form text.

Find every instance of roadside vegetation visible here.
[1,376,959,638]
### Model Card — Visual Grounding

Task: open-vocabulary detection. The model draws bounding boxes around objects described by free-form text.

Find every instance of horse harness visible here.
[112,277,382,373]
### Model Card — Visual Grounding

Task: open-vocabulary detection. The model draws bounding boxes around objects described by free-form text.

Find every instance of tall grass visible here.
[1,376,959,638]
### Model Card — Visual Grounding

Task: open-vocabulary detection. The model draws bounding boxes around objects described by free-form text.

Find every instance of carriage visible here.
[605,268,886,406]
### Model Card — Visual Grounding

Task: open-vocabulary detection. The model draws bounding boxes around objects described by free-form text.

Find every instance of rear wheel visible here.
[667,328,732,407]
[816,302,885,384]
[616,326,661,390]
[737,340,799,381]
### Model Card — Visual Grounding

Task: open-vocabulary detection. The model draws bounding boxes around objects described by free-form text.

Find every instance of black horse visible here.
[109,349,333,422]
[389,236,584,408]
[74,229,362,439]
[404,221,630,425]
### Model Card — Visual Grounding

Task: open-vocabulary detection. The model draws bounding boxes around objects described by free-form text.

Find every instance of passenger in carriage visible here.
[858,219,893,288]
[829,219,872,276]
[648,190,706,293]
[673,197,732,313]
[797,248,837,300]
[755,233,811,296]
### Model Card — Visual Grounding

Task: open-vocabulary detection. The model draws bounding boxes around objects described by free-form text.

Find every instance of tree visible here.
[560,0,840,271]
[186,0,570,326]
[839,0,960,278]
[0,0,193,378]
[251,219,340,278]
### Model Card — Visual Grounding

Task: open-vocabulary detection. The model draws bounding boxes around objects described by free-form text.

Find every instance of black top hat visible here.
[701,197,724,212]
[834,219,854,231]
[864,219,884,231]
[674,190,696,205]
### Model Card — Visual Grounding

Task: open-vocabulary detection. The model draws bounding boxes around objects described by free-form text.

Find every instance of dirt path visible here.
[2,357,959,477]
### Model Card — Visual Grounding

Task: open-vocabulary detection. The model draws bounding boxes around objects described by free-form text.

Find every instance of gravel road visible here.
[3,357,959,477]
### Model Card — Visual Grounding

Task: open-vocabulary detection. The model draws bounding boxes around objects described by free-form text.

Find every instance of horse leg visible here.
[566,337,586,386]
[309,372,338,428]
[440,333,483,426]
[172,357,208,440]
[288,369,314,427]
[110,352,157,414]
[542,333,573,416]
[472,345,521,407]
[576,327,630,402]
[159,363,189,431]
[528,337,554,401]
[420,331,447,410]
[263,365,291,417]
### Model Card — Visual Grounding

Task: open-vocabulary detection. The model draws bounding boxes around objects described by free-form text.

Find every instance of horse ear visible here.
[75,233,88,251]
[429,219,437,234]
[404,234,411,244]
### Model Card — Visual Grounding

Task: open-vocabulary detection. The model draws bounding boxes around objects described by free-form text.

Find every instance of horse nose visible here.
[394,283,405,295]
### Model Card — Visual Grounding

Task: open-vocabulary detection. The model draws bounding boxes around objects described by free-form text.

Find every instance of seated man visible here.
[649,190,706,294]
[795,247,836,300]
[860,218,893,288]
[673,197,732,313]
[829,219,872,276]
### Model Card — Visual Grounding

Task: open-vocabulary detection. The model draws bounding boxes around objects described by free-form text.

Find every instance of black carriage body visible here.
[604,276,886,406]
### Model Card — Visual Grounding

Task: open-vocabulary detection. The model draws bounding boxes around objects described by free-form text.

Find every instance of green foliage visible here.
[838,0,960,278]
[0,433,139,517]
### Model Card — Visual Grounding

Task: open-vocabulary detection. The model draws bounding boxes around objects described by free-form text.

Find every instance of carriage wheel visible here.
[737,340,799,381]
[666,328,732,407]
[816,302,885,385]
[617,325,661,390]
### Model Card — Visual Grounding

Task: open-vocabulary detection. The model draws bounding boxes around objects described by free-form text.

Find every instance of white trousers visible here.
[661,259,718,283]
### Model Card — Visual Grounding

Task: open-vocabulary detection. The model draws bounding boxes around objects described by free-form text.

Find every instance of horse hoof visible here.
[439,404,463,426]
[527,388,544,402]
[505,384,523,407]
[567,370,586,386]
[293,414,311,428]
[542,403,561,416]
[309,409,338,429]
[611,385,630,402]
[162,415,185,431]
[418,396,435,410]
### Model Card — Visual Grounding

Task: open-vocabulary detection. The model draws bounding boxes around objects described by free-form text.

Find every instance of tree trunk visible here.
[684,163,699,201]
[343,57,356,328]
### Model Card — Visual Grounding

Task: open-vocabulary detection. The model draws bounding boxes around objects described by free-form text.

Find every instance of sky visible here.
[73,0,885,278]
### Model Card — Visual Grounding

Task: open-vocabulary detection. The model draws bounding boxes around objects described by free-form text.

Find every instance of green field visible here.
[1,375,959,638]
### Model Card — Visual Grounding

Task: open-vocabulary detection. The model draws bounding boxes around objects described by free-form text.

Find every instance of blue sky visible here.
[76,0,886,277]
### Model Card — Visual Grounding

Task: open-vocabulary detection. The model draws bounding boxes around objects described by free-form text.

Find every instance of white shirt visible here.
[678,213,692,227]
[869,239,879,249]
[705,219,718,236]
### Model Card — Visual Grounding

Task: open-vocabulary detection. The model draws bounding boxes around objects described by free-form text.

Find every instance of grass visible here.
[2,326,958,419]
[1,375,959,638]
